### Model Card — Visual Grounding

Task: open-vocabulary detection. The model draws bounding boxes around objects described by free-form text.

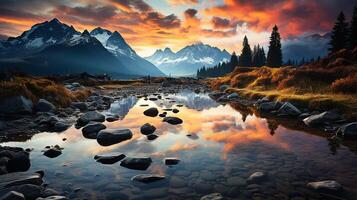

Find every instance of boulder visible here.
[219,85,229,92]
[131,174,165,183]
[337,122,357,138]
[227,92,238,99]
[97,129,133,146]
[258,102,278,112]
[94,154,125,164]
[307,180,342,192]
[143,108,159,117]
[163,117,183,125]
[172,109,179,113]
[140,123,156,135]
[43,146,62,158]
[82,123,106,139]
[77,111,105,126]
[11,184,42,200]
[200,193,224,200]
[106,115,119,122]
[303,111,340,126]
[53,122,70,132]
[6,150,30,173]
[277,102,301,117]
[147,134,158,140]
[256,97,270,104]
[0,191,25,200]
[247,172,267,183]
[70,102,88,111]
[34,99,55,112]
[120,157,152,170]
[0,96,33,114]
[164,158,180,165]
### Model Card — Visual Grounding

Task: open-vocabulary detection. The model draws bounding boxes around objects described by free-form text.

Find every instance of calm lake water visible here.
[2,90,357,200]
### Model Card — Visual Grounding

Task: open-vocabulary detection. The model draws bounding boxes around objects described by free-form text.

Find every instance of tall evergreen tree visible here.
[350,5,357,48]
[239,36,252,66]
[329,12,349,53]
[230,52,239,70]
[266,25,282,67]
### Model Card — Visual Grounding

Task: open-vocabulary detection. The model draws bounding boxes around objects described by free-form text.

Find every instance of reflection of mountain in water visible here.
[108,96,137,119]
[162,90,220,110]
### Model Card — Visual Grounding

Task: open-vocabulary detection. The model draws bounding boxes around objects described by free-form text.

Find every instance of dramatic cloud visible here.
[211,16,240,29]
[184,8,198,18]
[111,0,152,13]
[145,12,181,29]
[167,0,199,5]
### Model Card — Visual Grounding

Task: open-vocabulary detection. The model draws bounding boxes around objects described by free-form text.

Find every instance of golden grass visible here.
[0,75,91,107]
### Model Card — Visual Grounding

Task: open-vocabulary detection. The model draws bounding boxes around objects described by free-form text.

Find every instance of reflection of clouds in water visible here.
[107,96,137,119]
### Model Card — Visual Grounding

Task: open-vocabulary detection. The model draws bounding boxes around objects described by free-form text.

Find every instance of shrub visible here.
[331,73,357,94]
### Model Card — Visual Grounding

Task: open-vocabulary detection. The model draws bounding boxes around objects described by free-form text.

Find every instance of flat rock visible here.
[164,158,180,165]
[200,193,224,200]
[247,172,267,183]
[131,174,165,183]
[94,154,125,164]
[97,129,132,146]
[36,196,68,200]
[76,111,105,126]
[10,184,42,200]
[303,111,340,126]
[163,117,183,125]
[307,180,342,192]
[82,123,106,139]
[140,123,156,135]
[120,157,152,170]
[277,102,301,117]
[43,146,62,158]
[0,96,33,114]
[0,191,25,200]
[143,108,159,117]
[34,99,55,112]
[227,92,238,99]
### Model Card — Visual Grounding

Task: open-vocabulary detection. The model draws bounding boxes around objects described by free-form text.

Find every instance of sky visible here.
[0,0,355,57]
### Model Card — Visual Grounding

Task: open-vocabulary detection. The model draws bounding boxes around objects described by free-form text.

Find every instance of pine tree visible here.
[266,25,282,67]
[239,36,252,66]
[329,12,349,53]
[350,5,357,48]
[230,52,239,69]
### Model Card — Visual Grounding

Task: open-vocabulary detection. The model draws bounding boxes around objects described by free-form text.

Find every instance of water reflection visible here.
[1,90,357,199]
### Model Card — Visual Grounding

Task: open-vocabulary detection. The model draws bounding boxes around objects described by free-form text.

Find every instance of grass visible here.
[0,75,91,107]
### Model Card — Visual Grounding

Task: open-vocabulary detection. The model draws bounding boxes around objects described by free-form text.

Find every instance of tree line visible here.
[197,4,356,78]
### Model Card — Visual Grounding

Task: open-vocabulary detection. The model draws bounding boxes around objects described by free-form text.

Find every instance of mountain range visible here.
[0,18,164,78]
[146,43,231,76]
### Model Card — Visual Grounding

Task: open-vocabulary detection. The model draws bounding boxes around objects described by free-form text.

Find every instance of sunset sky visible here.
[0,0,354,56]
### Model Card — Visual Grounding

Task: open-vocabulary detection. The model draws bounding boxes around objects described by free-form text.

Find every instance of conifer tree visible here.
[350,5,357,48]
[230,52,239,70]
[329,12,349,53]
[239,36,252,66]
[266,25,282,67]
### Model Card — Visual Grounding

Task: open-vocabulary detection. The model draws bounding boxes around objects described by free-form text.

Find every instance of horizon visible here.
[0,0,354,57]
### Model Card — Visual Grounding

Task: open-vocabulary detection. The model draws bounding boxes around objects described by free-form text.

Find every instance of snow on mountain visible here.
[146,42,230,76]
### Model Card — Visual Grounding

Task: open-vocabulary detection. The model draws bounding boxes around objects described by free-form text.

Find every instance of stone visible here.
[70,102,88,111]
[147,134,158,140]
[140,123,156,135]
[163,117,183,125]
[43,146,62,158]
[277,102,301,117]
[53,122,70,132]
[337,122,357,138]
[164,158,180,165]
[106,116,119,122]
[77,111,105,126]
[227,92,238,99]
[159,113,166,117]
[0,191,25,200]
[11,184,42,200]
[120,157,152,170]
[6,151,30,173]
[131,174,165,183]
[258,102,278,112]
[307,180,342,192]
[0,96,33,114]
[34,99,56,112]
[200,193,224,200]
[143,108,159,117]
[303,111,340,126]
[5,174,43,187]
[82,123,106,139]
[97,129,133,146]
[247,172,267,183]
[36,196,68,200]
[219,85,229,92]
[172,109,179,113]
[94,154,125,164]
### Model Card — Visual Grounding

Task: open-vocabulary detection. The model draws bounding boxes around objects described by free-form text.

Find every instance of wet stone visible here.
[120,157,152,170]
[164,158,180,165]
[143,108,159,117]
[200,193,224,200]
[140,123,156,135]
[131,174,165,183]
[0,191,25,200]
[247,172,267,183]
[94,154,125,164]
[43,146,62,158]
[147,134,158,140]
[307,180,342,192]
[163,116,183,125]
[97,129,133,146]
[82,123,106,139]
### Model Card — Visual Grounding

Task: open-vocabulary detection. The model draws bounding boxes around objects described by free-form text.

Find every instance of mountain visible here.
[282,32,330,62]
[146,42,231,76]
[0,18,164,78]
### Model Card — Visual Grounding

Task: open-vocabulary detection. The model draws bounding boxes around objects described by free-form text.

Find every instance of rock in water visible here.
[277,102,301,117]
[164,158,180,165]
[163,117,183,125]
[140,123,156,135]
[303,111,340,126]
[219,85,229,92]
[71,102,88,111]
[82,123,106,139]
[0,96,33,114]
[97,129,133,146]
[94,154,125,164]
[43,146,62,158]
[34,99,56,112]
[143,108,159,117]
[227,92,238,99]
[147,134,158,140]
[77,111,105,126]
[53,122,70,132]
[258,102,279,112]
[200,193,224,200]
[172,109,179,113]
[120,157,152,170]
[0,191,25,200]
[247,172,267,183]
[307,180,342,192]
[131,174,165,183]
[337,122,357,138]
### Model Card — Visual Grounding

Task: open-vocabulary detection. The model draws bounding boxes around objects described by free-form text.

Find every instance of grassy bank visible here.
[0,74,91,107]
[209,48,357,117]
